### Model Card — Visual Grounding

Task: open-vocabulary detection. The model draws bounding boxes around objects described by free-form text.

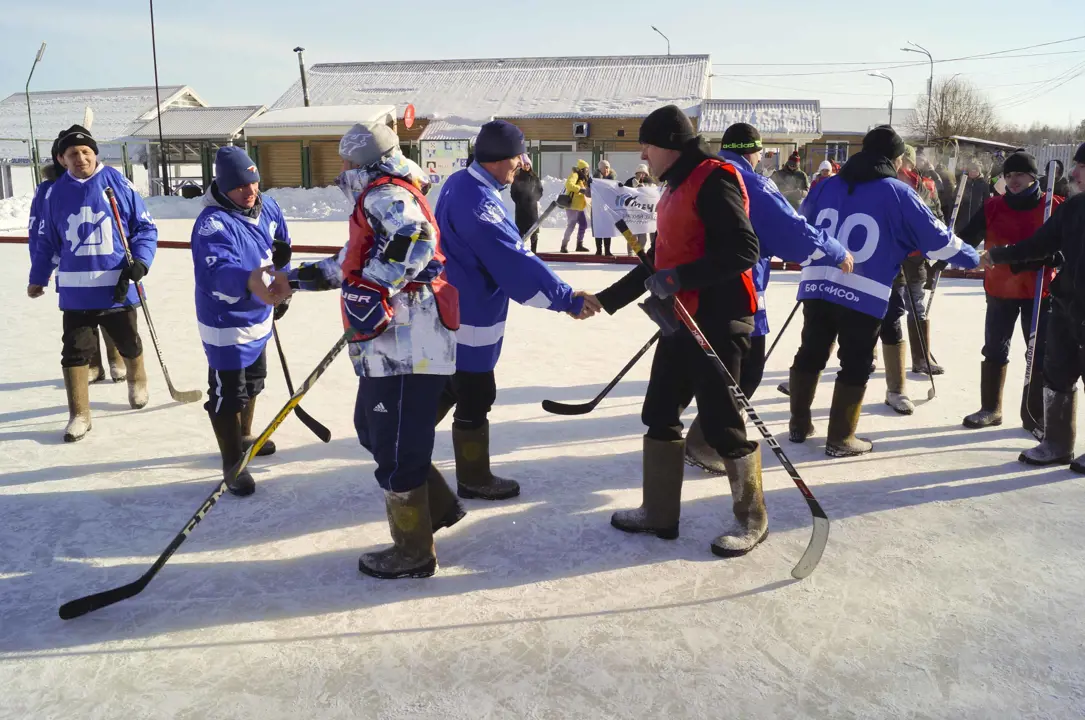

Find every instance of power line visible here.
[710,34,1085,67]
[712,49,1085,78]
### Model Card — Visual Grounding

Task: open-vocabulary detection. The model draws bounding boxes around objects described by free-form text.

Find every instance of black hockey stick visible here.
[542,331,660,415]
[59,329,353,620]
[1022,161,1060,438]
[924,173,969,319]
[904,284,936,401]
[614,217,828,579]
[764,300,801,362]
[521,194,571,247]
[105,187,202,404]
[272,321,331,442]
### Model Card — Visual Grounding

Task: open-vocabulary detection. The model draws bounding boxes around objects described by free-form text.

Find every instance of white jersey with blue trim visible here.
[797,174,979,318]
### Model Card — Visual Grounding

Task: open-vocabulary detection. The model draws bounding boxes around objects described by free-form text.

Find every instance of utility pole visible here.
[901,41,934,144]
[25,42,46,187]
[650,26,671,56]
[868,71,894,126]
[294,47,310,107]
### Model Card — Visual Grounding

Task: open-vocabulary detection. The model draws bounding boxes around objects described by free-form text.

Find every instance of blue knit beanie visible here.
[215,146,260,191]
[474,120,525,163]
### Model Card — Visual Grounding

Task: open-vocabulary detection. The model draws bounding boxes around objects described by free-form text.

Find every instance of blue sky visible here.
[2,0,1082,130]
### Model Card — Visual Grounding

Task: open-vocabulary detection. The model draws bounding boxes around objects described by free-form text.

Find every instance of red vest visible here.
[655,158,757,316]
[982,193,1062,300]
[341,175,459,331]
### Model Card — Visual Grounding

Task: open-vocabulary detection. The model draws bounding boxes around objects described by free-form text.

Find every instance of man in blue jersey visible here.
[190,147,292,496]
[789,125,980,457]
[436,120,598,500]
[29,140,125,384]
[683,123,854,474]
[28,125,158,443]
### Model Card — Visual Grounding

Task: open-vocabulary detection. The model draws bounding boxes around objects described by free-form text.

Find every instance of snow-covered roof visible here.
[419,120,480,141]
[270,55,711,122]
[700,99,821,136]
[0,85,201,160]
[821,107,919,135]
[244,105,396,137]
[130,105,266,140]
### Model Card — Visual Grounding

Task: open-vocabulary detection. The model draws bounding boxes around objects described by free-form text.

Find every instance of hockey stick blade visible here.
[170,388,204,404]
[541,331,660,416]
[59,331,352,620]
[273,322,331,442]
[792,506,830,580]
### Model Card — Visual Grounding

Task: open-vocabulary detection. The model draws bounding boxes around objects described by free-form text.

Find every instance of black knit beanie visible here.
[56,125,98,156]
[639,105,696,150]
[862,125,906,160]
[1002,150,1039,177]
[721,123,762,153]
[1074,142,1085,165]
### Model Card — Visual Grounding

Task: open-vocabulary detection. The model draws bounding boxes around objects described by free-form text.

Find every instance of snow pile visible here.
[0,193,33,233]
[495,175,573,229]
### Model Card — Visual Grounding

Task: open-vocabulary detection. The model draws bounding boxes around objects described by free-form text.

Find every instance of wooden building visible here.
[699,99,822,173]
[802,107,920,173]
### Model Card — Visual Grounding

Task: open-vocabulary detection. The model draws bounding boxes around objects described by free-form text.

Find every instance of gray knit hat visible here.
[338,123,400,167]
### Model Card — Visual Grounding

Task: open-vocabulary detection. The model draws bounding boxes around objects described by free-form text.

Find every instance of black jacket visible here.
[989,193,1085,324]
[509,168,543,218]
[954,176,990,234]
[596,139,759,326]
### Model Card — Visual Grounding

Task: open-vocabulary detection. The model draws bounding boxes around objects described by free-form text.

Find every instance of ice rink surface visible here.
[2,224,1085,719]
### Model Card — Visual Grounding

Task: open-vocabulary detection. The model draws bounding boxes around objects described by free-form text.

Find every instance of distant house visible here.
[700,99,821,172]
[803,107,920,172]
[262,54,712,186]
[0,85,206,197]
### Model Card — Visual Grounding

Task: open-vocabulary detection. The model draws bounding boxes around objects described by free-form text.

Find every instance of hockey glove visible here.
[272,240,292,270]
[273,296,290,321]
[342,278,392,341]
[925,260,948,289]
[113,260,148,304]
[556,193,573,209]
[639,295,681,336]
[644,267,681,299]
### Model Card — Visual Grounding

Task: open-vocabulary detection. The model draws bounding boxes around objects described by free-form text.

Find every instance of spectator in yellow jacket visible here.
[561,160,591,252]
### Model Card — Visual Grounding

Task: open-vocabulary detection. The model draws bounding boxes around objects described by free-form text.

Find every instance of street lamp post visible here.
[901,41,934,144]
[938,73,962,137]
[149,0,171,195]
[868,71,895,126]
[25,42,46,187]
[650,26,671,56]
[293,47,310,107]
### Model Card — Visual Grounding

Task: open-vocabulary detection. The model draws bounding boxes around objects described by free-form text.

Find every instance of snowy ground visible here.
[3,235,1085,719]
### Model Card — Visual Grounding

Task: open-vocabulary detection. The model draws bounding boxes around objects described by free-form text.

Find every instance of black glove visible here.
[1047,251,1065,270]
[272,240,292,269]
[924,260,948,290]
[113,260,148,304]
[638,295,681,336]
[555,193,573,209]
[273,296,290,321]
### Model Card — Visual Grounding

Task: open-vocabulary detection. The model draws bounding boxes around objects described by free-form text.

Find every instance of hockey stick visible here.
[613,217,828,580]
[542,331,660,415]
[905,284,936,401]
[58,329,353,620]
[1022,161,1059,438]
[104,187,202,404]
[924,173,970,318]
[272,321,331,442]
[764,300,801,362]
[521,194,571,247]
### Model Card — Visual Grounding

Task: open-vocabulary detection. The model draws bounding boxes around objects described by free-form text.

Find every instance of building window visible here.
[826,142,849,163]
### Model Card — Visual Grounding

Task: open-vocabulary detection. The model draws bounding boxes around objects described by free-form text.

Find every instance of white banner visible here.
[589,179,660,238]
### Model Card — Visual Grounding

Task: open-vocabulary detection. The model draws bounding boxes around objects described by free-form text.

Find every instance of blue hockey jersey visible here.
[436,163,582,372]
[797,174,979,319]
[28,164,157,311]
[190,191,291,370]
[720,150,848,336]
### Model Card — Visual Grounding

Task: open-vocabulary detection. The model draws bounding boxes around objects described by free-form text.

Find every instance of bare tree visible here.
[913,77,1000,139]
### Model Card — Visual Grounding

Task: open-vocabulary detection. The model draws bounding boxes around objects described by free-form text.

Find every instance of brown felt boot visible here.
[62,366,92,442]
[103,330,126,382]
[427,464,466,532]
[909,318,944,375]
[963,361,1006,429]
[124,354,149,409]
[88,328,105,384]
[359,486,438,580]
[684,414,727,475]
[788,368,821,443]
[209,411,256,496]
[611,436,685,539]
[883,342,914,415]
[711,450,769,557]
[453,422,520,500]
[241,397,276,456]
[825,381,873,457]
